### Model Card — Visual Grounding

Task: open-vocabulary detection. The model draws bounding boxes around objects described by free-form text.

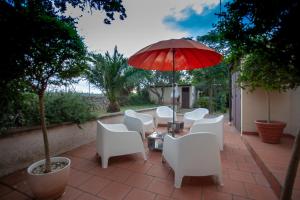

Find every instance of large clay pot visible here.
[27,157,71,200]
[255,120,286,144]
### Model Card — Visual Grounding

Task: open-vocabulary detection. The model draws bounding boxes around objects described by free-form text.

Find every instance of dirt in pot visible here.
[32,161,68,174]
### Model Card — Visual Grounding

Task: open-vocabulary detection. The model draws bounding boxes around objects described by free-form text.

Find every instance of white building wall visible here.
[241,87,300,136]
[148,86,194,108]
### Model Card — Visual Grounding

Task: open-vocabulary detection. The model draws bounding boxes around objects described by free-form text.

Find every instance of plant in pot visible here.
[237,51,294,144]
[20,11,86,200]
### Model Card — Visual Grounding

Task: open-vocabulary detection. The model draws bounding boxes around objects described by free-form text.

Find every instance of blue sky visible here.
[66,0,227,93]
[163,5,221,36]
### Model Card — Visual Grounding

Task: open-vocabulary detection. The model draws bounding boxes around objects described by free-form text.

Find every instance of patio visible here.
[0,116,280,200]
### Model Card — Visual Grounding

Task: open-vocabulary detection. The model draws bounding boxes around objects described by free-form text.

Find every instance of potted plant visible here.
[21,11,86,199]
[238,51,290,144]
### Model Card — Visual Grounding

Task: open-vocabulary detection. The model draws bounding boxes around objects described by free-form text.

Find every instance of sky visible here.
[66,0,225,94]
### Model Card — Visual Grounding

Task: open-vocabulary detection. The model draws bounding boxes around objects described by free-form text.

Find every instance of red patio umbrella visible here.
[128,39,222,134]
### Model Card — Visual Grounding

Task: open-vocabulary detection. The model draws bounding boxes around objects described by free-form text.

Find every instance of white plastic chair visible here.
[155,106,176,127]
[96,121,147,168]
[123,109,155,139]
[162,133,223,188]
[189,115,224,151]
[183,108,209,128]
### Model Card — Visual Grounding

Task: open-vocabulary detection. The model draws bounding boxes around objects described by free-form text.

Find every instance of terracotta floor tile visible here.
[217,178,247,197]
[88,166,116,178]
[124,188,155,200]
[228,169,256,184]
[97,182,131,200]
[73,160,99,172]
[79,176,111,195]
[202,190,232,200]
[237,162,261,173]
[147,178,174,196]
[155,195,174,200]
[0,191,30,200]
[172,185,201,200]
[0,170,27,185]
[244,183,277,200]
[0,184,12,196]
[147,165,170,179]
[12,180,33,197]
[128,160,153,174]
[232,195,251,200]
[125,173,153,189]
[68,169,92,187]
[107,168,133,183]
[108,156,136,169]
[76,192,104,200]
[59,186,83,200]
[252,173,270,187]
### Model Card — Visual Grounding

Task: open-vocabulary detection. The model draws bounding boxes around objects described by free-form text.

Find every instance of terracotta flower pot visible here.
[27,157,71,200]
[255,120,286,144]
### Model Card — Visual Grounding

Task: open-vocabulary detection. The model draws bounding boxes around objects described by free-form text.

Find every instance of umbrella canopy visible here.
[128,39,222,71]
[128,39,223,134]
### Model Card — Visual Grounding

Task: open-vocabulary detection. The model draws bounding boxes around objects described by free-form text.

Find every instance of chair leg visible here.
[174,174,183,188]
[101,156,109,168]
[218,173,224,186]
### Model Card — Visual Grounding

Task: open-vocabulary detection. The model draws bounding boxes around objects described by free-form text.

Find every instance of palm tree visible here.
[87,47,134,112]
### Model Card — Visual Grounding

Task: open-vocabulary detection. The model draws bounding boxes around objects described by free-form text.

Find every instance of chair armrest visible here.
[105,123,128,132]
[162,134,178,169]
[190,122,216,133]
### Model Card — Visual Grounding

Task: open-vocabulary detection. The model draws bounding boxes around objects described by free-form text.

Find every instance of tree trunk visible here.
[38,92,51,173]
[280,130,300,200]
[107,101,120,112]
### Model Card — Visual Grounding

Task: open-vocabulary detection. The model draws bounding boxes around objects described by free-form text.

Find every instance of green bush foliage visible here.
[0,92,96,134]
[126,90,153,106]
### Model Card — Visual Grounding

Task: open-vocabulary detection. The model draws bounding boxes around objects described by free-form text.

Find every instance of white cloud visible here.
[67,0,218,93]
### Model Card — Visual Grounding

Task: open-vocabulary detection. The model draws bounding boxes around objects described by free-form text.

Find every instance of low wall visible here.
[0,108,156,177]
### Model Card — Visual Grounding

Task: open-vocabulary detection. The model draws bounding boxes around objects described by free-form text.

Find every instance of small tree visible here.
[87,47,135,112]
[23,14,86,172]
[238,50,296,122]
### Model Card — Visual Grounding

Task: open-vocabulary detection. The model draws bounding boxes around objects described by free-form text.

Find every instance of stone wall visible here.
[0,108,156,177]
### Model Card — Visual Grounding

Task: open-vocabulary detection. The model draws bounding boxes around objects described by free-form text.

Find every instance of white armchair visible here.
[183,108,209,128]
[155,106,176,127]
[96,121,147,168]
[123,109,155,139]
[162,133,223,188]
[189,115,224,151]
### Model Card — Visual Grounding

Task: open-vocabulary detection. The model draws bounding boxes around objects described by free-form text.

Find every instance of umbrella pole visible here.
[172,49,175,137]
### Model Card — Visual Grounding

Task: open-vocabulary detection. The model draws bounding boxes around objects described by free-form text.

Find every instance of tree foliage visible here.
[216,0,300,88]
[86,47,136,112]
[191,33,229,112]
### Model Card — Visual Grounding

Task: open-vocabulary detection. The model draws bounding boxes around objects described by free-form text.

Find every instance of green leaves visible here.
[86,47,136,112]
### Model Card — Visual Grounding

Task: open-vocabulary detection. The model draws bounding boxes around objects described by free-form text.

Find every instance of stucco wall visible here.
[0,108,156,177]
[149,86,194,108]
[241,88,300,136]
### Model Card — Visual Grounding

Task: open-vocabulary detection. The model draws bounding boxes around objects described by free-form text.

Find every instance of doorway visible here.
[181,87,190,108]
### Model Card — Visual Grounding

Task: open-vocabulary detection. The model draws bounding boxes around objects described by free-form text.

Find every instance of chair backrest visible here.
[96,121,105,154]
[177,133,220,174]
[193,108,209,117]
[125,109,137,117]
[157,106,173,115]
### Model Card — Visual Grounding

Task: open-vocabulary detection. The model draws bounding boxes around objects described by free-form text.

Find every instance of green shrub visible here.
[0,92,97,134]
[126,90,152,105]
[44,92,97,124]
[194,96,210,109]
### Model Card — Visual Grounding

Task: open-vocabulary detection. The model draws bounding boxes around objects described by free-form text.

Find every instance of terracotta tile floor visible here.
[243,134,300,200]
[0,119,281,200]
